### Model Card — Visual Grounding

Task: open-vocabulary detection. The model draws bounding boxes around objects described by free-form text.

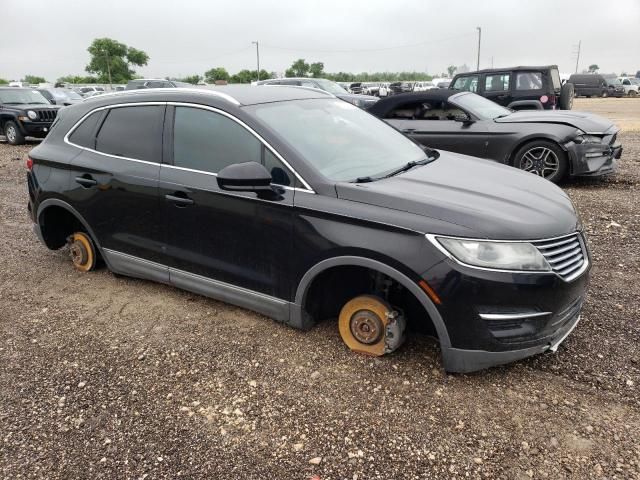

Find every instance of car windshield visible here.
[66,91,83,100]
[451,92,512,120]
[51,90,70,100]
[250,99,428,182]
[0,89,49,105]
[312,79,348,94]
[607,78,621,85]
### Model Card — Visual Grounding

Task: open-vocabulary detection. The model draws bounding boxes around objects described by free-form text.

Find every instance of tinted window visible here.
[96,106,163,162]
[484,73,510,92]
[173,107,261,174]
[451,75,478,92]
[69,111,103,149]
[516,72,543,90]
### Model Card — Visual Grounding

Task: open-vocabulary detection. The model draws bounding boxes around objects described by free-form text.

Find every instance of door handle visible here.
[165,193,194,206]
[75,176,97,187]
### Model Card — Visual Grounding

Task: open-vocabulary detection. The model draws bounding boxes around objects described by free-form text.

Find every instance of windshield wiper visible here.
[380,157,434,179]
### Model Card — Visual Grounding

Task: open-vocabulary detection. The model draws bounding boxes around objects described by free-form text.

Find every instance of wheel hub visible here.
[70,240,88,267]
[6,126,16,142]
[350,310,384,345]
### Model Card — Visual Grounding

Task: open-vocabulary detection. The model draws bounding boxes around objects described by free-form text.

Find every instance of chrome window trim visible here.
[63,101,315,193]
[425,232,589,282]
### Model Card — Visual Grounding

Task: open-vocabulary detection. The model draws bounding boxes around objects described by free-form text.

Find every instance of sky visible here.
[2,0,639,82]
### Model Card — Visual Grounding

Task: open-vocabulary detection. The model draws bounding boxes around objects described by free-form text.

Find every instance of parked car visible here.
[8,81,25,88]
[349,82,364,94]
[27,86,590,373]
[636,70,640,79]
[413,81,437,92]
[378,82,390,97]
[619,77,639,97]
[125,79,192,90]
[389,82,414,95]
[362,83,380,96]
[367,90,622,184]
[256,77,378,108]
[37,88,84,106]
[603,78,625,98]
[567,74,609,98]
[436,81,451,89]
[77,86,106,97]
[451,65,573,110]
[0,88,60,145]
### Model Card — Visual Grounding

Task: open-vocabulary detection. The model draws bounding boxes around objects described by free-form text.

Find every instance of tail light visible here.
[26,157,34,171]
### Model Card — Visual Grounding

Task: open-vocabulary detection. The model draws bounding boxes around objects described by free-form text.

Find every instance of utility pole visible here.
[252,41,260,81]
[573,40,581,73]
[491,56,494,68]
[476,27,482,71]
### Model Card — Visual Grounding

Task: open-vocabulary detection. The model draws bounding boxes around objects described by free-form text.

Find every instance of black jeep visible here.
[0,88,60,145]
[450,65,574,111]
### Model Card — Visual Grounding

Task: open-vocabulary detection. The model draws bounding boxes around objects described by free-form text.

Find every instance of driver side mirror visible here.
[217,161,276,194]
[454,114,474,125]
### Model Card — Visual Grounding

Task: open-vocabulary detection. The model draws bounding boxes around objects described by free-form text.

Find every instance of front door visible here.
[159,105,296,299]
[482,72,512,106]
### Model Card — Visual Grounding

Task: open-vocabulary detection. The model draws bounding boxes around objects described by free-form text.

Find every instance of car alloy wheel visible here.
[6,124,16,143]
[520,146,560,179]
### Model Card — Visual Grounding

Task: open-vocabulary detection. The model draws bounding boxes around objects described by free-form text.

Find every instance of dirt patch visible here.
[1,99,639,479]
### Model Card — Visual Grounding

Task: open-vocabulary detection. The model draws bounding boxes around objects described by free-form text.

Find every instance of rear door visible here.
[482,72,512,106]
[67,103,165,263]
[159,104,297,299]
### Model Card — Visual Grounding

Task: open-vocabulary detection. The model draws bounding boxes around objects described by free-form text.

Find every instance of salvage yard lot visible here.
[0,98,638,479]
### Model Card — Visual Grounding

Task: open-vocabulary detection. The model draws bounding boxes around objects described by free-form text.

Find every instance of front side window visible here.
[451,75,479,93]
[173,107,261,174]
[250,99,427,182]
[95,106,163,162]
[450,92,511,120]
[516,72,543,90]
[484,74,510,92]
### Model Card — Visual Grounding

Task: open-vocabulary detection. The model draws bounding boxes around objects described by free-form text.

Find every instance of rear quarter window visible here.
[68,111,103,149]
[515,72,543,90]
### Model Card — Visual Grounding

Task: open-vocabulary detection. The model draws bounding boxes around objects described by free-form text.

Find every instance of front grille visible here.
[34,109,58,122]
[532,233,588,281]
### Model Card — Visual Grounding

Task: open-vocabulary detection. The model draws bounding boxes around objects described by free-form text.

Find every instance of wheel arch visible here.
[291,255,451,348]
[36,199,109,264]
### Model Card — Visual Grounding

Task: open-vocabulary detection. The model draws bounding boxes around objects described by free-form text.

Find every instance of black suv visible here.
[451,65,574,110]
[0,88,60,145]
[27,87,590,373]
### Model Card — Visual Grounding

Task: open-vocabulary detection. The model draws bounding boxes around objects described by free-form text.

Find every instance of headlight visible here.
[27,110,38,120]
[573,130,602,144]
[434,237,551,271]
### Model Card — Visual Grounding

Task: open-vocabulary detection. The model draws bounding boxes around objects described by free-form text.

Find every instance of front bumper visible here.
[422,235,590,372]
[566,140,622,177]
[18,120,53,138]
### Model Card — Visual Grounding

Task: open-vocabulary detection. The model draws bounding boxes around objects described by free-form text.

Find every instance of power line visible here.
[260,32,476,54]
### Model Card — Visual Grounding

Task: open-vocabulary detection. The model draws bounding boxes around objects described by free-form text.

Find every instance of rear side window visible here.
[95,106,163,162]
[173,107,261,173]
[516,72,543,90]
[69,111,103,149]
[550,68,561,89]
[451,75,478,92]
[484,73,510,92]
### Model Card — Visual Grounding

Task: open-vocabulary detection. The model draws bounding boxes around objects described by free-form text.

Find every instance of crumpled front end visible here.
[566,126,622,177]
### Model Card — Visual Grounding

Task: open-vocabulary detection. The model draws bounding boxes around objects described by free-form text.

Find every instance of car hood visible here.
[336,152,580,240]
[494,110,616,134]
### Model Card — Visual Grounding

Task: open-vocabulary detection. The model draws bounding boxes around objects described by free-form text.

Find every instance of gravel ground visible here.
[1,99,639,479]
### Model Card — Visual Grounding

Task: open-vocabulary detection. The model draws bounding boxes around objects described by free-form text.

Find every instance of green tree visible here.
[286,59,310,77]
[57,75,99,84]
[180,74,202,84]
[0,78,8,85]
[23,75,47,84]
[86,38,149,83]
[204,67,230,83]
[309,62,325,78]
[447,65,457,77]
[588,64,599,73]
